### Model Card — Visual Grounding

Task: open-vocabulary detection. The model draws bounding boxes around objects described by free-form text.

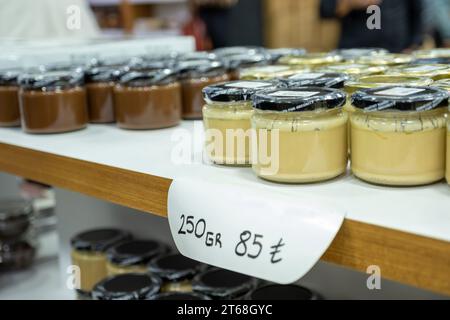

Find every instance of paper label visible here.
[225,81,273,89]
[269,90,319,98]
[289,72,324,80]
[375,87,425,96]
[167,179,345,284]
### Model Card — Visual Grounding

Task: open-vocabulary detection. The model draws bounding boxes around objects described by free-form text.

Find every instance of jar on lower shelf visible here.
[92,273,161,300]
[0,236,36,272]
[0,198,33,240]
[247,284,322,300]
[202,80,279,165]
[350,86,448,186]
[70,228,131,297]
[0,69,22,127]
[106,239,168,276]
[18,70,88,134]
[192,268,258,300]
[177,60,229,119]
[251,87,348,183]
[114,68,182,129]
[148,253,207,293]
[149,292,211,300]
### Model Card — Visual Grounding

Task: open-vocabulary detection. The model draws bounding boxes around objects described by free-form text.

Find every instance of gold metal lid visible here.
[345,75,433,93]
[239,65,308,80]
[387,64,450,80]
[279,53,343,67]
[318,63,386,76]
[356,53,413,66]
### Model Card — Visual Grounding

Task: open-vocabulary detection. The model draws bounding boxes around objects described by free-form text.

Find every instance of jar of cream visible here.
[0,69,22,127]
[247,284,321,300]
[92,273,161,300]
[114,68,182,129]
[350,86,448,186]
[70,229,131,296]
[251,87,348,183]
[106,239,168,276]
[192,268,258,300]
[387,64,450,81]
[149,253,207,293]
[202,80,279,165]
[19,70,88,134]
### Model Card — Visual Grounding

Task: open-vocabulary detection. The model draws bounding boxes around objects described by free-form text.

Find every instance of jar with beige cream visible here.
[202,80,279,165]
[350,86,448,186]
[251,87,348,183]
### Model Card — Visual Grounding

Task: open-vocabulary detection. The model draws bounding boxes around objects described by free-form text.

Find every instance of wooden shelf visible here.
[0,124,449,296]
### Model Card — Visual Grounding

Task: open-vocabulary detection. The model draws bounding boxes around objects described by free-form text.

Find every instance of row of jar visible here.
[2,47,450,134]
[0,198,37,272]
[70,228,321,300]
[201,79,450,187]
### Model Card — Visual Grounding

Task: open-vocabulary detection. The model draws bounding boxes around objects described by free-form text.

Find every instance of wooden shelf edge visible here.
[0,142,448,296]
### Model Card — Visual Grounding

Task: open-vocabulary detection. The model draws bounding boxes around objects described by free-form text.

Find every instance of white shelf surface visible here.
[0,123,449,243]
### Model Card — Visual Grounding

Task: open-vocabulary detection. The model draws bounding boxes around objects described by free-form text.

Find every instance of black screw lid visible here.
[203,80,281,103]
[19,70,84,91]
[148,253,207,282]
[92,273,161,300]
[107,239,169,267]
[71,228,131,253]
[119,68,179,87]
[282,72,350,89]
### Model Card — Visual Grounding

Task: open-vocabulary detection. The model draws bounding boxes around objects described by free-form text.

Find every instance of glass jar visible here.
[0,198,33,240]
[192,268,258,300]
[202,80,279,165]
[177,60,229,119]
[149,292,211,300]
[106,239,168,276]
[85,65,125,123]
[92,273,161,300]
[343,75,433,155]
[252,88,348,183]
[70,229,131,296]
[387,64,450,81]
[356,53,413,66]
[18,70,88,134]
[318,63,386,77]
[114,68,182,129]
[247,284,321,300]
[222,53,271,80]
[0,69,22,127]
[350,86,448,186]
[332,48,388,61]
[266,48,306,64]
[279,52,343,69]
[239,65,303,80]
[148,253,208,293]
[0,236,36,272]
[282,72,350,89]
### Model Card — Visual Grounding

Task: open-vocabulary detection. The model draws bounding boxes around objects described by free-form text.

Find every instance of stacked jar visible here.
[0,199,36,272]
[0,69,22,127]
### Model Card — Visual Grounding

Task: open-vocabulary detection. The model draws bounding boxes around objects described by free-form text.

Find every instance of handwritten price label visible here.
[168,179,345,284]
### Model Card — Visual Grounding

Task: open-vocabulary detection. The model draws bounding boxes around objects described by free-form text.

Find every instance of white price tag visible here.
[167,179,345,284]
[289,73,324,80]
[270,90,319,98]
[375,87,425,96]
[225,81,273,89]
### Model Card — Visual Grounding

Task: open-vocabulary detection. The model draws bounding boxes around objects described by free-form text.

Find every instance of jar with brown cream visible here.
[114,68,182,129]
[106,239,168,276]
[18,70,88,134]
[84,65,125,123]
[252,88,348,183]
[350,86,448,186]
[177,60,229,119]
[192,268,258,300]
[70,229,131,297]
[92,273,161,300]
[0,69,22,127]
[202,80,279,165]
[149,253,207,293]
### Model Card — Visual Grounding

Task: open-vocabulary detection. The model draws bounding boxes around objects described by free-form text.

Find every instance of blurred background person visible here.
[184,0,263,49]
[424,0,450,47]
[320,0,425,52]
